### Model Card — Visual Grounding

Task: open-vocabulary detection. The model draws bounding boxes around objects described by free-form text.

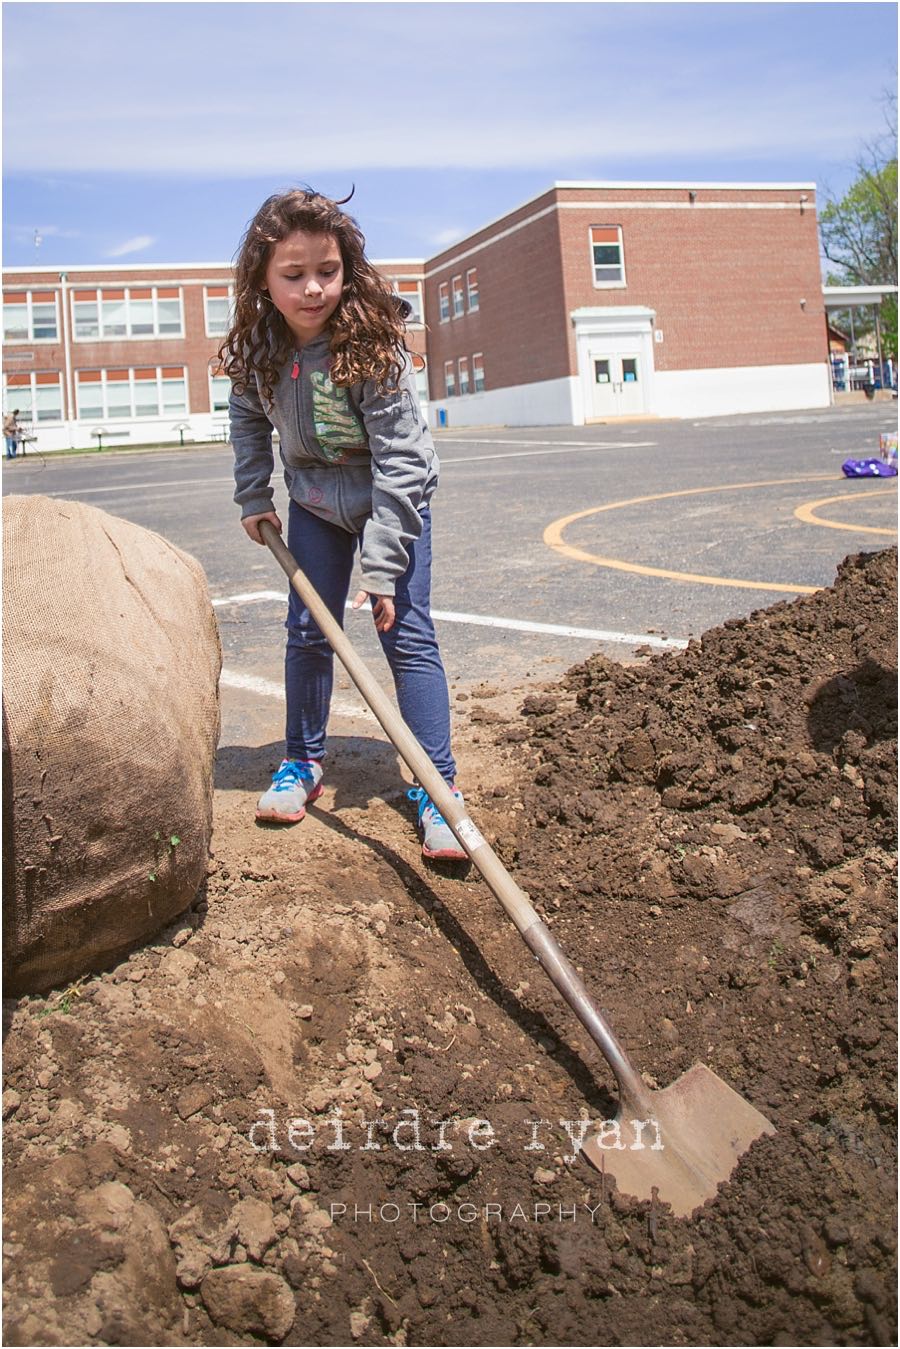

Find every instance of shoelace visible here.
[407,786,457,827]
[273,761,315,792]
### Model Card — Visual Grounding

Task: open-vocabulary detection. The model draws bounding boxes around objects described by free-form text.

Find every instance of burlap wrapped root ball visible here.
[2,495,222,994]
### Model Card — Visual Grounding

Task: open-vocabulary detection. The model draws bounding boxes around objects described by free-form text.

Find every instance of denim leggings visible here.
[284,500,456,782]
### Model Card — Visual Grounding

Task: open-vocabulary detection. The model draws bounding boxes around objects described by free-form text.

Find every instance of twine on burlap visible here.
[2,495,222,994]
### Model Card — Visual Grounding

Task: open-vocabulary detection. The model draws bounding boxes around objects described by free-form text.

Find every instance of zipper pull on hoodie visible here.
[291,351,300,380]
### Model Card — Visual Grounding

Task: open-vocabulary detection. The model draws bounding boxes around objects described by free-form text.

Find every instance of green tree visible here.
[820,92,898,360]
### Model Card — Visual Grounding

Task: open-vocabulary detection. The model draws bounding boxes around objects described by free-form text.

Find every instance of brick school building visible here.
[2,181,832,449]
[425,180,829,427]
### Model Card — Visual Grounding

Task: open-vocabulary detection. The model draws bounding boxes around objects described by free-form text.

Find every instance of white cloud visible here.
[430,226,466,247]
[2,4,896,178]
[107,234,156,257]
[8,223,81,240]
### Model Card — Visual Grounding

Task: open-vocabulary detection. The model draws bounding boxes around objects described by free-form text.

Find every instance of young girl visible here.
[220,187,466,861]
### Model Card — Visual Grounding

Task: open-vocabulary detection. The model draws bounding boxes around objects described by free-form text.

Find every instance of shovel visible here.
[260,521,775,1218]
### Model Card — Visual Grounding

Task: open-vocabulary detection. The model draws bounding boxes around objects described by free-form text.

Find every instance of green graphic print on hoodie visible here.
[310,370,366,462]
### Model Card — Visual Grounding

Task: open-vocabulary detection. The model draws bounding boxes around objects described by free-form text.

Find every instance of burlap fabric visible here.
[2,495,222,994]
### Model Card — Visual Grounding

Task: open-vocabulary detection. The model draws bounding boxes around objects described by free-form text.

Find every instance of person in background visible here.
[4,409,20,459]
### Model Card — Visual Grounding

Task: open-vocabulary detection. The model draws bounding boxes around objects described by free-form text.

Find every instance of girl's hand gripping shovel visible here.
[260,521,775,1217]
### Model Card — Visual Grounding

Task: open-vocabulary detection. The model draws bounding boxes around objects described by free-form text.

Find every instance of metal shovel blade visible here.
[580,1061,776,1218]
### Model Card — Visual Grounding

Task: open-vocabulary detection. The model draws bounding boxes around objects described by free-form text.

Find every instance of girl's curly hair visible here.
[219,187,409,402]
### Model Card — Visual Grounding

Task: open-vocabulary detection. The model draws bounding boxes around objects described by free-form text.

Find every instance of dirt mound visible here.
[2,550,896,1346]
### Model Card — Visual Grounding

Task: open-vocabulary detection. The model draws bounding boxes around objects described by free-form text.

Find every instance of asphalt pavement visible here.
[4,403,896,749]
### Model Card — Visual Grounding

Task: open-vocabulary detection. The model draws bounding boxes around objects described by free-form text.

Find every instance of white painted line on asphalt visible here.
[213,590,284,606]
[42,476,232,497]
[429,608,688,649]
[213,590,687,650]
[219,668,374,720]
[440,436,653,446]
[440,441,655,465]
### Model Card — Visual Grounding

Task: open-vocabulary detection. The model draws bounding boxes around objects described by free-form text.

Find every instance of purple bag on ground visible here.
[841,458,898,478]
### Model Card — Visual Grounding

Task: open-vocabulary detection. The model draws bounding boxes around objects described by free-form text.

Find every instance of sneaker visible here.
[408,785,468,861]
[256,759,324,823]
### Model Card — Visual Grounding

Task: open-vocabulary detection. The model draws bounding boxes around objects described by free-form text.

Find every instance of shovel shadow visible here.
[306,803,618,1118]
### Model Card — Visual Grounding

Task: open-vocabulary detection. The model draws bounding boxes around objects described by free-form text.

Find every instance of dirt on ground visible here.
[3,548,897,1348]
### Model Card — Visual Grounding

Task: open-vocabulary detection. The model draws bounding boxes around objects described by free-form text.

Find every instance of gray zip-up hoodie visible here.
[230,335,439,596]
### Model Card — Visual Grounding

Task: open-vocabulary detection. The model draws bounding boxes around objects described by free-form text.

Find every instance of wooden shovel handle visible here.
[260,520,650,1108]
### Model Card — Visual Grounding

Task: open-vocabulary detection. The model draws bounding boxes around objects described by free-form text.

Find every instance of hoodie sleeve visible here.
[230,379,277,519]
[357,356,438,596]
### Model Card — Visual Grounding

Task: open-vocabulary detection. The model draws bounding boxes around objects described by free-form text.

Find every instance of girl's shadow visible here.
[215,734,406,812]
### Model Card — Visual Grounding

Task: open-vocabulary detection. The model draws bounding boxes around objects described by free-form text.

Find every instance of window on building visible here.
[105,369,132,418]
[74,366,188,419]
[72,292,100,339]
[466,269,479,312]
[452,275,464,318]
[33,373,63,421]
[444,361,456,397]
[129,290,155,335]
[209,373,232,412]
[3,300,29,341]
[74,371,104,420]
[394,280,423,325]
[458,357,470,396]
[156,290,183,335]
[72,287,185,340]
[438,282,450,323]
[590,226,625,286]
[161,367,188,413]
[473,352,485,393]
[134,369,160,417]
[204,286,234,337]
[3,291,59,342]
[3,371,64,422]
[101,293,128,338]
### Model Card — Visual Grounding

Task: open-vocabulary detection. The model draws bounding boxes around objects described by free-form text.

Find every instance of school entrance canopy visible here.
[822,284,898,312]
[822,284,898,383]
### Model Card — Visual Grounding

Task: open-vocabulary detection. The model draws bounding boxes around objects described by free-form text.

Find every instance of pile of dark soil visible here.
[2,549,896,1347]
[501,546,897,1344]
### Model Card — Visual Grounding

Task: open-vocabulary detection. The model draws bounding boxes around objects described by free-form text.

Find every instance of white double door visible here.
[573,307,656,423]
[590,350,644,417]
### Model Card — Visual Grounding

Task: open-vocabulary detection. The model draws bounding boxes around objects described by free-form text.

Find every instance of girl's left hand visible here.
[352,591,396,633]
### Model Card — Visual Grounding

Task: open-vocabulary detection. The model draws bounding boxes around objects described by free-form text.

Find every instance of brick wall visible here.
[557,187,827,372]
[423,184,829,397]
[424,191,572,398]
[3,260,426,420]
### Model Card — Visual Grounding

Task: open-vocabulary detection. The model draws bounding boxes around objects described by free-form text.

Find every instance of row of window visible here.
[438,269,479,323]
[443,354,485,397]
[3,363,425,424]
[3,227,625,348]
[3,279,424,344]
[2,365,211,423]
[2,285,235,344]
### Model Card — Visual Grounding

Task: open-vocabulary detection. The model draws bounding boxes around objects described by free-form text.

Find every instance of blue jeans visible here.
[284,500,456,782]
[5,437,17,458]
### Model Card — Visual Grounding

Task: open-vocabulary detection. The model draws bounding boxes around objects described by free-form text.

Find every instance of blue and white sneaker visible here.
[408,786,468,861]
[256,759,324,824]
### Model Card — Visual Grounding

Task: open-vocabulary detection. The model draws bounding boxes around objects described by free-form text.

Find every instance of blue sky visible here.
[2,1,897,267]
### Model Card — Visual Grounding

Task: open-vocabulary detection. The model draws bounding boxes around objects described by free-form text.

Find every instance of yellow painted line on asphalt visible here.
[793,489,897,536]
[544,475,843,594]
